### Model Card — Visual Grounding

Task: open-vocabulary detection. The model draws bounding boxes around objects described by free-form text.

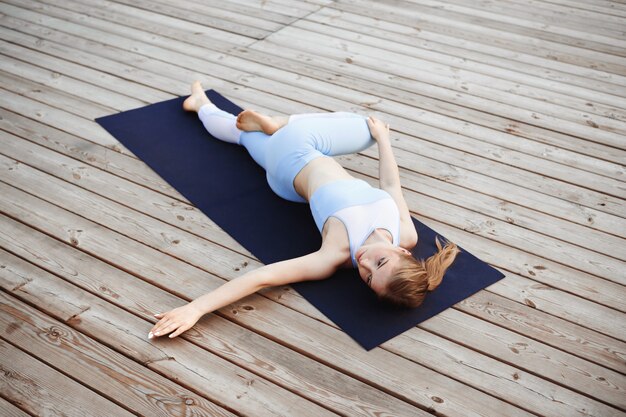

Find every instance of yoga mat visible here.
[96,90,505,350]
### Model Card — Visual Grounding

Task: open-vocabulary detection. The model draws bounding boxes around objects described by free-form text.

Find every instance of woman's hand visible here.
[367,116,391,143]
[148,303,203,339]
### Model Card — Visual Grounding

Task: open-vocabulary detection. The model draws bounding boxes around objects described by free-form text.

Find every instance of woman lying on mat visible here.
[148,81,459,340]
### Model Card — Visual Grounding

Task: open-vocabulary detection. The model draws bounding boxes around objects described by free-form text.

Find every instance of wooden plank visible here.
[0,205,530,417]
[405,0,626,44]
[458,287,626,373]
[0,109,252,248]
[106,0,279,37]
[536,0,626,17]
[0,338,135,417]
[4,141,620,408]
[462,0,626,33]
[0,69,117,120]
[0,32,172,104]
[0,397,31,417]
[224,0,321,15]
[0,18,321,119]
[314,6,626,93]
[0,6,323,115]
[329,0,626,74]
[105,0,272,39]
[42,0,253,48]
[306,7,626,111]
[0,284,237,416]
[165,0,301,23]
[0,52,147,111]
[0,108,182,199]
[364,0,626,56]
[15,0,620,208]
[465,0,626,30]
[384,327,625,417]
[414,308,626,410]
[260,24,626,145]
[0,88,120,148]
[6,32,624,206]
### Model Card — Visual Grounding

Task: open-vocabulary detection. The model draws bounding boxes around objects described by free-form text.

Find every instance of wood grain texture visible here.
[1,0,625,415]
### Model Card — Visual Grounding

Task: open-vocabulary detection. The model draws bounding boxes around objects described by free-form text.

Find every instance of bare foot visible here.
[182,81,211,113]
[236,109,286,135]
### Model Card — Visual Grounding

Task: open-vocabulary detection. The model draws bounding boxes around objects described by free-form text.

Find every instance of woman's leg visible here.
[284,112,375,156]
[236,109,371,146]
[184,82,272,170]
[197,104,272,170]
[197,104,243,145]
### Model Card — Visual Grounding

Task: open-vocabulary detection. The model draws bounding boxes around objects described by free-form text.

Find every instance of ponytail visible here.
[425,237,460,291]
[379,237,460,308]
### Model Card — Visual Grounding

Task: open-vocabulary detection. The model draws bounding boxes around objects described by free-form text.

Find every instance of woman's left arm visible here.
[368,116,418,248]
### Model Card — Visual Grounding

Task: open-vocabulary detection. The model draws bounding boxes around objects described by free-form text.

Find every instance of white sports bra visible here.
[309,179,401,267]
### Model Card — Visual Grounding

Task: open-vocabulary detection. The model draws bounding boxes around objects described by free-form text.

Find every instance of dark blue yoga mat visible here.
[96,90,505,350]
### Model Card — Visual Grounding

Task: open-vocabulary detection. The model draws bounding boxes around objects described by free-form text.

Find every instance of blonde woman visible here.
[148,82,459,340]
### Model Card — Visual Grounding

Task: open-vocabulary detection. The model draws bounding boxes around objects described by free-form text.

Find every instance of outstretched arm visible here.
[367,116,418,248]
[148,248,339,339]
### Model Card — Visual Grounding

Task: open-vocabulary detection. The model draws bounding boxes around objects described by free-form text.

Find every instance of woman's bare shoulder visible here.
[320,217,352,268]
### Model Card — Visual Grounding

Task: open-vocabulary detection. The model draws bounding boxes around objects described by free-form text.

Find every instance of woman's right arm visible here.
[148,248,339,339]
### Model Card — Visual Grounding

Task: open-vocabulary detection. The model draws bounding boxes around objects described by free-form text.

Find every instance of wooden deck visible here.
[1,0,625,415]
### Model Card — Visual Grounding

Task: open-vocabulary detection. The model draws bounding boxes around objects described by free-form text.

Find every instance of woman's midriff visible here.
[293,156,354,202]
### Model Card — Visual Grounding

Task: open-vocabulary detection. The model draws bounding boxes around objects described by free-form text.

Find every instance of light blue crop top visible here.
[309,179,401,267]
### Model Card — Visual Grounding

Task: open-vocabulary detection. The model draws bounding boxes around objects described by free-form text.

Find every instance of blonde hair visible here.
[379,237,460,308]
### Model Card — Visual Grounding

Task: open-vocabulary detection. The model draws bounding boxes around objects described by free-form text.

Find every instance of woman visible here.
[148,81,459,340]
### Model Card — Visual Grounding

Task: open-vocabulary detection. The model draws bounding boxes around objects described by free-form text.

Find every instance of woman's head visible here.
[357,237,460,308]
[355,241,413,294]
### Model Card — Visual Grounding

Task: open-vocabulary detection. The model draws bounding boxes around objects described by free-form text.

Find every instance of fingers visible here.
[148,317,171,339]
[158,322,178,337]
[367,116,389,129]
[149,309,192,339]
[149,321,188,339]
[149,319,178,339]
[149,311,173,338]
[168,325,188,339]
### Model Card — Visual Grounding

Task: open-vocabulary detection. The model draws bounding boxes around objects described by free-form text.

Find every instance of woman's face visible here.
[355,242,411,295]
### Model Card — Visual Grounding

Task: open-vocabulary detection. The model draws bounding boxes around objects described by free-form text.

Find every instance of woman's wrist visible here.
[187,299,208,318]
[375,133,391,145]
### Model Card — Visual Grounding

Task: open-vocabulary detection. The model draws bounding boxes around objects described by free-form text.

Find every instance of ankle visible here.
[197,99,215,113]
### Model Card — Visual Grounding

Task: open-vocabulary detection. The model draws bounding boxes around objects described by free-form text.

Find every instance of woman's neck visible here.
[363,228,393,246]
